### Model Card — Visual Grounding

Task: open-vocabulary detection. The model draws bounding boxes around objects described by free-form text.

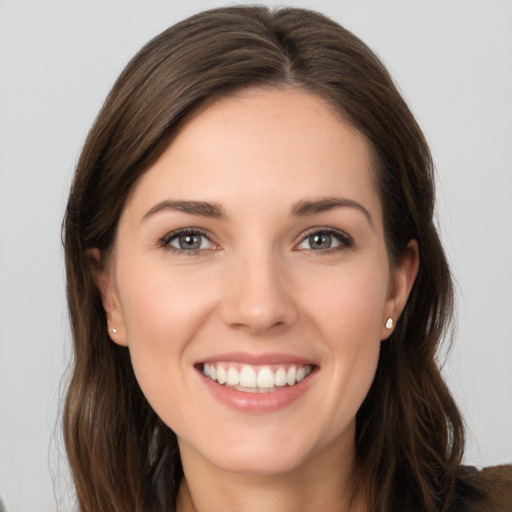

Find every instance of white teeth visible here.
[203,362,314,392]
[226,367,239,386]
[274,367,287,387]
[217,366,227,385]
[287,366,296,386]
[236,385,258,393]
[257,367,274,388]
[240,365,257,387]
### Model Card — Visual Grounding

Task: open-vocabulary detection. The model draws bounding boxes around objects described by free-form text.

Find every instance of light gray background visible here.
[1,1,511,511]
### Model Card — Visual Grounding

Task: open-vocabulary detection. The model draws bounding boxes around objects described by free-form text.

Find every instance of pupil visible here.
[179,234,200,250]
[310,233,331,249]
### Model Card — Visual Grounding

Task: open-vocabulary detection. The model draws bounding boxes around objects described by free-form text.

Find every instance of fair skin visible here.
[95,87,418,512]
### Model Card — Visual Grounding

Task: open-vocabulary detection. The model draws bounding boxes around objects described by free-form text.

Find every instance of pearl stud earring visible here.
[385,318,393,330]
[112,328,118,334]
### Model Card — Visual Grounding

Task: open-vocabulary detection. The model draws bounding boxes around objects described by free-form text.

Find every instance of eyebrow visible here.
[142,200,226,221]
[141,196,372,225]
[290,197,373,226]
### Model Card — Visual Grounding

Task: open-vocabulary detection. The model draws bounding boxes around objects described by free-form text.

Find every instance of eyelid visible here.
[159,227,219,254]
[295,226,353,252]
[158,226,353,255]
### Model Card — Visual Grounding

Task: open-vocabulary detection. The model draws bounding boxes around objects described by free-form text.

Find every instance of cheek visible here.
[304,258,389,341]
[118,259,214,345]
[115,262,216,414]
[301,260,387,416]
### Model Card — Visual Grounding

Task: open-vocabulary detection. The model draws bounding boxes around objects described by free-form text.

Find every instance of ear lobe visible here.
[381,240,419,340]
[87,248,128,347]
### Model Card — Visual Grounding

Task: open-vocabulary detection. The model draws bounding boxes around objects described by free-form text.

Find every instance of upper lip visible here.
[197,351,318,366]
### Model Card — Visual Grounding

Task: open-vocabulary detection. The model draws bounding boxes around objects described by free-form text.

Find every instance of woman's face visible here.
[99,87,417,476]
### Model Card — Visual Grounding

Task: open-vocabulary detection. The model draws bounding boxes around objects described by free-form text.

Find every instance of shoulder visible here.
[458,464,512,512]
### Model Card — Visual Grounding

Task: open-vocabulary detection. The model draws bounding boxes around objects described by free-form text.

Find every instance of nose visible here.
[220,249,299,334]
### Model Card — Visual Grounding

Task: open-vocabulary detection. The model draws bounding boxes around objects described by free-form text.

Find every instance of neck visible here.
[175,437,367,512]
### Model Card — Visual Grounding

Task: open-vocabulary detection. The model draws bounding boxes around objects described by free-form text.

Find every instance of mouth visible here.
[198,362,316,394]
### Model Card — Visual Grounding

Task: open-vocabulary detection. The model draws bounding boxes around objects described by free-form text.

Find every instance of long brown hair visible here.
[63,6,467,511]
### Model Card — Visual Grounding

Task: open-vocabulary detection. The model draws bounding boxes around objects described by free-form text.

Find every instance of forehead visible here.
[123,87,382,224]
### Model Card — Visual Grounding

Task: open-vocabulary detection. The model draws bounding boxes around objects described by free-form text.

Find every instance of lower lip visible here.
[199,369,317,413]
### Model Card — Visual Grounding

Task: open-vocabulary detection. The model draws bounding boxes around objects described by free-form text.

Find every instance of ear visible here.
[87,248,128,347]
[381,240,419,340]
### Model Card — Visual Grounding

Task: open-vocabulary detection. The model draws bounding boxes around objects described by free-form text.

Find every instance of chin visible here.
[209,446,311,476]
[178,423,325,477]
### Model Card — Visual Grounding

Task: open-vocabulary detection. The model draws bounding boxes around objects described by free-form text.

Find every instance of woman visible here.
[62,5,510,512]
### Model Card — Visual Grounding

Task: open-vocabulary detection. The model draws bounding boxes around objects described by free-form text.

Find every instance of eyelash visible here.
[159,228,216,256]
[159,227,353,255]
[297,227,353,254]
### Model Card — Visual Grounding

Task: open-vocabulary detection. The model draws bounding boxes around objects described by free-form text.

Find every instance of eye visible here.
[296,228,352,252]
[161,229,217,253]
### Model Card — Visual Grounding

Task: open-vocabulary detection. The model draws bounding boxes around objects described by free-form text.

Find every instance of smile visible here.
[202,363,313,393]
